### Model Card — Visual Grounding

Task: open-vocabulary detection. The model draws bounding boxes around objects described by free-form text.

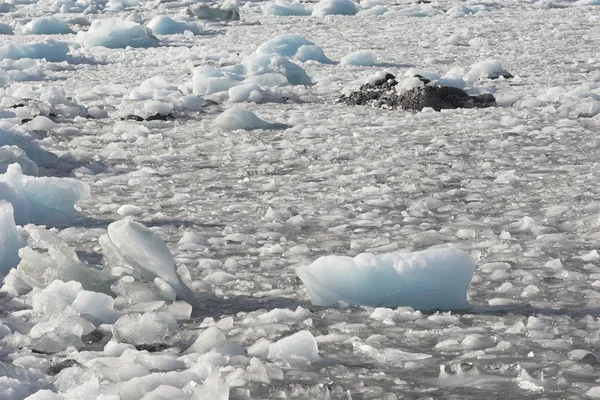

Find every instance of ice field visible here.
[0,0,600,398]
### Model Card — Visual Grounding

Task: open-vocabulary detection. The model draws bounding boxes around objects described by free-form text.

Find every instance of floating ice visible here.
[243,54,312,86]
[0,201,20,274]
[213,108,279,131]
[465,59,512,84]
[269,331,321,362]
[262,0,311,15]
[187,1,240,21]
[0,22,13,35]
[296,248,476,309]
[0,146,38,176]
[0,164,89,225]
[256,34,333,64]
[0,124,58,168]
[16,225,110,291]
[146,16,202,36]
[312,0,359,16]
[112,312,178,346]
[0,40,70,62]
[77,19,159,49]
[99,218,199,307]
[340,50,378,66]
[22,16,74,35]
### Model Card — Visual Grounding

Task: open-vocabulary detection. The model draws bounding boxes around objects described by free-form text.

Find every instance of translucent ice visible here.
[77,19,159,49]
[0,163,90,225]
[268,330,320,362]
[0,201,20,274]
[22,16,74,35]
[146,16,202,36]
[262,0,311,16]
[99,218,199,307]
[0,146,39,176]
[312,0,359,16]
[213,108,278,131]
[256,34,333,64]
[112,312,178,346]
[340,50,378,66]
[296,248,476,310]
[0,123,59,167]
[0,40,70,62]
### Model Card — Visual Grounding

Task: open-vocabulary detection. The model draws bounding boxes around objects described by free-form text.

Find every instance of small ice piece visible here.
[185,327,226,354]
[117,204,144,216]
[0,163,90,225]
[268,331,320,362]
[0,124,58,167]
[296,248,476,310]
[99,218,199,307]
[191,371,229,400]
[0,201,21,274]
[464,59,512,84]
[340,50,378,66]
[0,40,70,62]
[229,83,261,103]
[0,146,39,175]
[213,108,277,131]
[312,0,359,16]
[146,16,202,35]
[112,312,178,346]
[22,16,74,35]
[71,290,120,325]
[262,0,311,16]
[26,116,57,131]
[243,54,312,86]
[77,18,159,49]
[0,23,13,35]
[256,34,333,64]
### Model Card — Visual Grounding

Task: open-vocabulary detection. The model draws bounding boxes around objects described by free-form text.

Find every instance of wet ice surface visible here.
[1,0,600,399]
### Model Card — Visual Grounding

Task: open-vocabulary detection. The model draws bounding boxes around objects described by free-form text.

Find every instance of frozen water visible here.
[213,107,278,130]
[146,16,202,36]
[0,201,20,274]
[0,1,598,398]
[256,34,333,64]
[0,40,69,62]
[0,163,90,225]
[312,0,359,16]
[77,19,159,49]
[22,16,74,35]
[296,248,476,309]
[0,146,38,175]
[262,0,311,16]
[99,218,199,306]
[340,50,379,66]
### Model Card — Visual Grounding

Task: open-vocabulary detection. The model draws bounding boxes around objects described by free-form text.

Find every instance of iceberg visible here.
[99,218,199,307]
[77,19,159,49]
[0,201,21,274]
[296,248,476,310]
[0,163,90,225]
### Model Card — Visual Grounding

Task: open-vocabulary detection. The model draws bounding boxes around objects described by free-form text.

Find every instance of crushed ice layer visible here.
[296,248,476,309]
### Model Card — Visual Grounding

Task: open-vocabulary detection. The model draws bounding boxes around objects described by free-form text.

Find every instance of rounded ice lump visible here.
[296,248,476,310]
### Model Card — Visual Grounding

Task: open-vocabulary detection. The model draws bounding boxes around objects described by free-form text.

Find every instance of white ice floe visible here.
[0,40,70,62]
[0,201,21,274]
[255,34,333,64]
[296,248,476,309]
[146,16,202,36]
[0,163,90,225]
[262,0,311,16]
[312,0,359,16]
[99,217,199,307]
[77,18,159,49]
[340,50,379,66]
[22,16,74,35]
[213,107,278,130]
[0,146,38,175]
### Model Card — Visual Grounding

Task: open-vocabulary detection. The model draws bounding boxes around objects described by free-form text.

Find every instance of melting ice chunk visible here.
[100,218,199,307]
[77,18,159,49]
[0,163,90,225]
[296,248,476,310]
[0,201,21,274]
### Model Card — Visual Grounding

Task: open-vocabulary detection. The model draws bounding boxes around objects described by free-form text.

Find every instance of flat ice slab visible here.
[296,248,476,310]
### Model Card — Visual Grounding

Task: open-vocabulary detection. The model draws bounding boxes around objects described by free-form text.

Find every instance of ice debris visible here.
[296,248,476,309]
